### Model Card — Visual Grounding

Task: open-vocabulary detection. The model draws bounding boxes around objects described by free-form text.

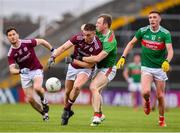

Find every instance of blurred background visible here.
[0,0,180,108]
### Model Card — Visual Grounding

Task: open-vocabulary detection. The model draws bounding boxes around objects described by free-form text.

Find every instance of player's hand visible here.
[161,60,170,72]
[47,55,55,69]
[116,56,126,69]
[65,56,73,64]
[20,68,30,74]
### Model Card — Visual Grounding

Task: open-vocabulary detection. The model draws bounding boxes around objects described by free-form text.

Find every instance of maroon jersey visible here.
[69,32,102,68]
[7,39,43,70]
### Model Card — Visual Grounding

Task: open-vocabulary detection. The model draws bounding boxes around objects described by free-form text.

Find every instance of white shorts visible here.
[20,69,43,89]
[128,82,141,92]
[95,66,117,82]
[141,66,168,81]
[66,64,93,81]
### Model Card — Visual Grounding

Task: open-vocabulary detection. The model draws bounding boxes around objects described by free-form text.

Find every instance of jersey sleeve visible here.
[164,32,172,44]
[103,32,116,53]
[135,28,142,40]
[69,35,78,45]
[8,54,15,65]
[30,39,37,47]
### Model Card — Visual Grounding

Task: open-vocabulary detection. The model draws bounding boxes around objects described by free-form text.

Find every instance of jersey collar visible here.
[150,25,161,33]
[11,39,22,49]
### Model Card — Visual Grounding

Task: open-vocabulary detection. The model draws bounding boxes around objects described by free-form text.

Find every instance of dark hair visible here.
[6,26,18,35]
[84,23,96,31]
[149,11,161,16]
[98,14,112,28]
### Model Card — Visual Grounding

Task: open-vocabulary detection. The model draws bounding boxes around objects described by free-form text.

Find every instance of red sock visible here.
[94,112,101,117]
[159,116,165,122]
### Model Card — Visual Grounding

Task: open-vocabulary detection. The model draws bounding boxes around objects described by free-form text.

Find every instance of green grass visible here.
[0,104,180,132]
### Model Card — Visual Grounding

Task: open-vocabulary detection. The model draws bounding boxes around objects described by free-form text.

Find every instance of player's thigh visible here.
[141,72,153,93]
[74,73,89,89]
[90,72,108,92]
[33,76,43,90]
[154,80,165,97]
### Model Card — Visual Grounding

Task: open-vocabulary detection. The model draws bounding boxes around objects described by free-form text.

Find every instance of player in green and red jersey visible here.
[116,11,174,127]
[77,14,117,126]
[123,54,141,110]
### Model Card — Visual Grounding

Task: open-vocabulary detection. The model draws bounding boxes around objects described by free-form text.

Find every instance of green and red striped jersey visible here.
[96,29,117,68]
[135,25,172,68]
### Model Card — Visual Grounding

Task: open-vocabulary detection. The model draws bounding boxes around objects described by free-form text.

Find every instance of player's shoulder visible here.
[95,36,102,43]
[159,26,170,34]
[128,62,135,67]
[21,39,34,44]
[7,46,13,57]
[73,32,84,41]
[139,25,150,32]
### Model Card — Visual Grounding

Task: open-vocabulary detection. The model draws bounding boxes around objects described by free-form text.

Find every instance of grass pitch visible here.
[0,104,180,132]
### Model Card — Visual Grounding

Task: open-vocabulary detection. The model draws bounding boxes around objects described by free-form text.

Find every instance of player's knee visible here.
[26,95,34,103]
[157,92,164,100]
[142,89,150,96]
[73,86,81,93]
[34,85,42,92]
[91,88,99,95]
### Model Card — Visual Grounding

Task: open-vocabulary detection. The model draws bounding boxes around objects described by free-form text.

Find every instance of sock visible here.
[99,111,102,117]
[159,116,165,122]
[94,112,101,118]
[64,99,75,111]
[40,111,45,115]
[40,96,45,102]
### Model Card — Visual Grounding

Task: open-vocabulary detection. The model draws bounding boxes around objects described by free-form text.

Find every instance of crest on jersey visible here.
[89,47,93,52]
[151,35,156,41]
[24,47,28,52]
[158,37,161,41]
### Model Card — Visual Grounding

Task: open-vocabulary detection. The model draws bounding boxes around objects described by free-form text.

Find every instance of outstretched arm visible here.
[82,51,108,63]
[53,40,73,58]
[35,39,54,51]
[116,36,138,69]
[122,36,138,57]
[73,59,95,68]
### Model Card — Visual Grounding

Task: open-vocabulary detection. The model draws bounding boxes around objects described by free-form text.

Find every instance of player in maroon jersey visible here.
[6,26,54,121]
[48,23,102,125]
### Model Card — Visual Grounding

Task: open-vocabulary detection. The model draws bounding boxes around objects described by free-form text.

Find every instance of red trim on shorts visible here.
[105,67,112,77]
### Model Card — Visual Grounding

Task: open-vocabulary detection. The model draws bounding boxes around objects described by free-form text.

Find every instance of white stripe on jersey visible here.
[21,39,32,43]
[7,47,13,57]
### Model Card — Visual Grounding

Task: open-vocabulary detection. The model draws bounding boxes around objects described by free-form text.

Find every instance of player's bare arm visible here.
[123,67,129,81]
[165,44,174,62]
[9,64,20,75]
[73,59,95,68]
[122,37,138,57]
[35,39,53,51]
[82,50,108,63]
[53,40,73,57]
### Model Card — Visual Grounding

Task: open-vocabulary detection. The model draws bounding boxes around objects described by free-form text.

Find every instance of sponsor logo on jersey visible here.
[141,39,165,50]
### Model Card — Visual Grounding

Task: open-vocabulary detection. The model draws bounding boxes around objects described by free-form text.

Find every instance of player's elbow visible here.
[94,58,101,63]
